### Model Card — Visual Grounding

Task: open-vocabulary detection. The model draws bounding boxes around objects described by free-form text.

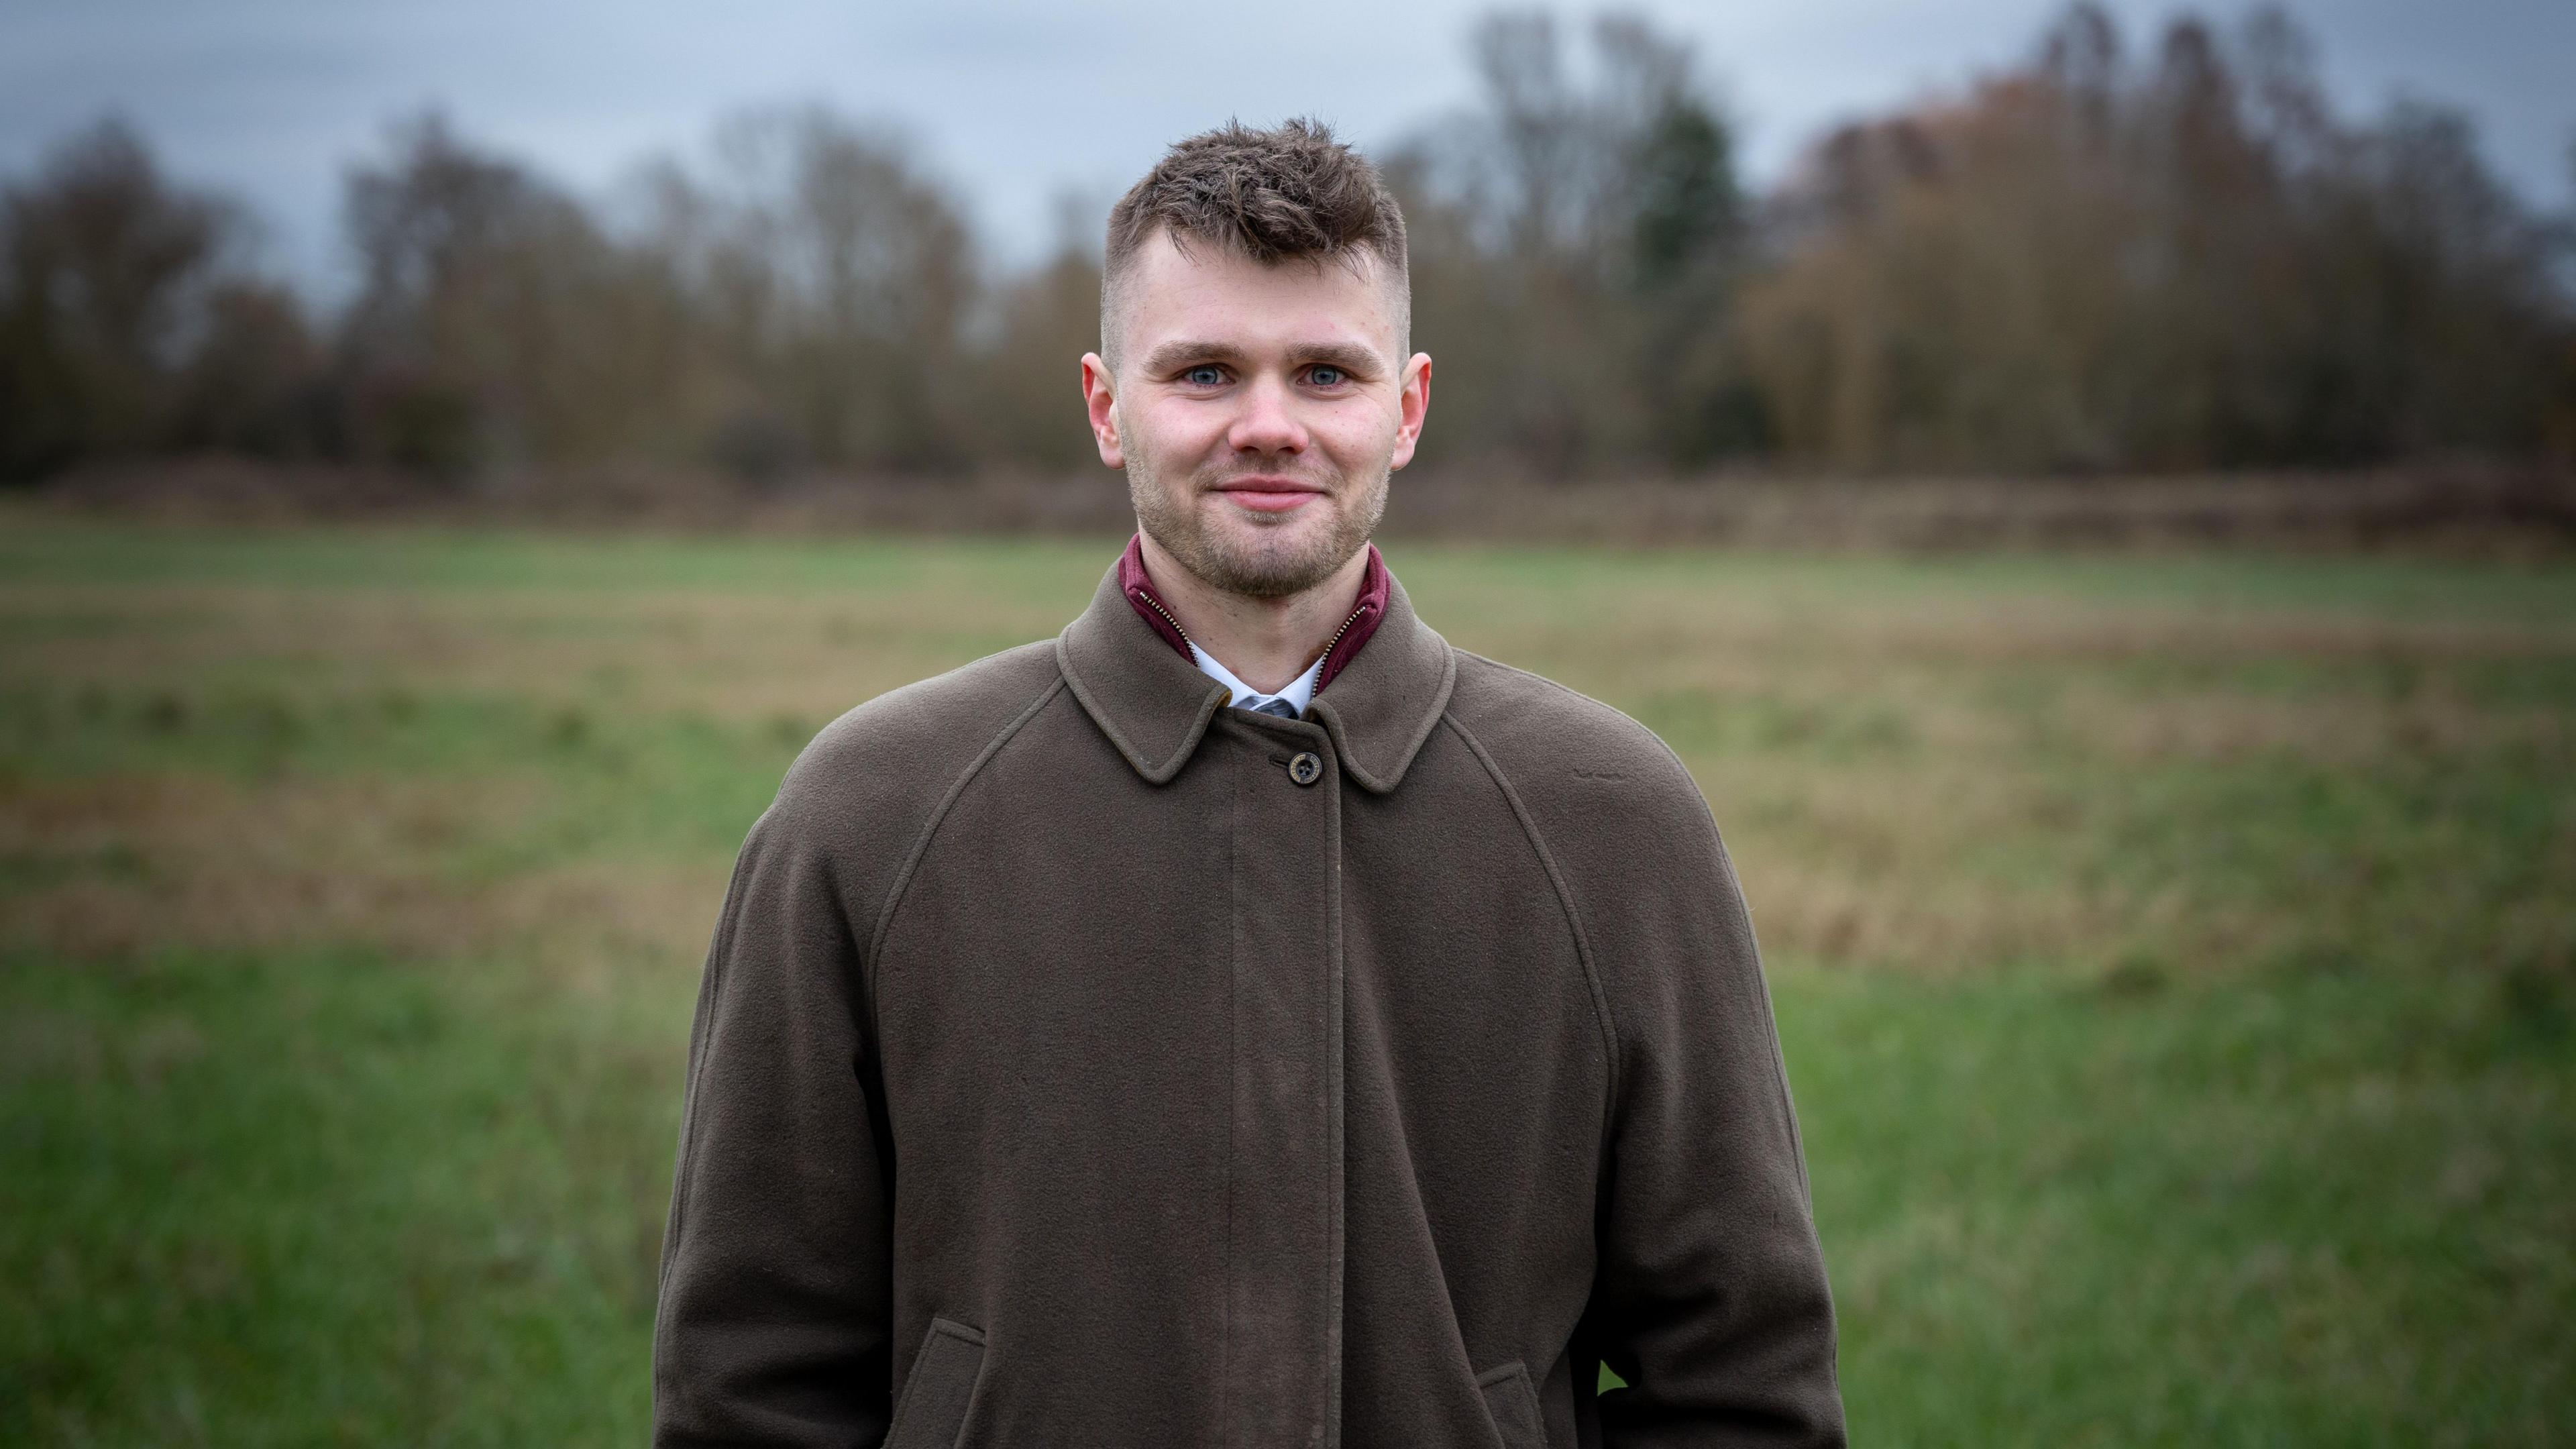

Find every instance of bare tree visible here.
[0,119,264,478]
[1399,9,1752,476]
[340,112,688,476]
[637,107,980,478]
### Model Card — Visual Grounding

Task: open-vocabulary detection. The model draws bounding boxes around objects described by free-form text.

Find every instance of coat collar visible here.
[1115,533,1392,692]
[1056,547,1456,794]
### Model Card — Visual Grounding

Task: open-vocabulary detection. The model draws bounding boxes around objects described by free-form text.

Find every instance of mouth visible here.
[1211,475,1329,515]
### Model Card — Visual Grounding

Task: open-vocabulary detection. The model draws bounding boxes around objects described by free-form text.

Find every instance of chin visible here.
[1191,516,1350,598]
[1216,511,1342,561]
[1217,503,1325,535]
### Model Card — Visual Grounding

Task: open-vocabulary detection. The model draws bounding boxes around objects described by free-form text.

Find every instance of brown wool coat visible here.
[653,558,1845,1448]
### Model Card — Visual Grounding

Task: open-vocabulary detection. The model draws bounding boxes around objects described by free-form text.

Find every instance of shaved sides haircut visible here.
[1101,117,1410,366]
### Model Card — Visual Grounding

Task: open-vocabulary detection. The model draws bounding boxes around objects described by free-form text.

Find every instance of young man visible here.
[653,120,1843,1448]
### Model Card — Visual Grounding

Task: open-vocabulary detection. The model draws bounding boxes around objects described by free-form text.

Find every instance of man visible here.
[654,119,1843,1448]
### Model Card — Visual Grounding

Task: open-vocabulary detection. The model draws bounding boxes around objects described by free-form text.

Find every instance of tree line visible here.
[4,3,2571,488]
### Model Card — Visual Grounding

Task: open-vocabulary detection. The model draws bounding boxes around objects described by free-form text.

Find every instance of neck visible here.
[1136,531,1371,694]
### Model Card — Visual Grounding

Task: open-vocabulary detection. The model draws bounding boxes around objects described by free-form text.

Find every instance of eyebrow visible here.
[1140,339,1387,378]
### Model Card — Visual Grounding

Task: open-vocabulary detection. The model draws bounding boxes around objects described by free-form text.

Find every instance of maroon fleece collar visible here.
[1116,533,1390,694]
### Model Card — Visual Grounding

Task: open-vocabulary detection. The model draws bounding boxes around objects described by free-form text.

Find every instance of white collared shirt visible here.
[1190,643,1325,718]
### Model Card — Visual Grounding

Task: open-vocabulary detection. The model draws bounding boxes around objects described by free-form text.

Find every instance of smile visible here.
[1214,477,1328,513]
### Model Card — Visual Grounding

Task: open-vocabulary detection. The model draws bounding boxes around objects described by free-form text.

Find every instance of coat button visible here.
[1287,751,1324,786]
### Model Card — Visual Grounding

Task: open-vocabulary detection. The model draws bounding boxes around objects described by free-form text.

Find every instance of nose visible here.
[1228,372,1307,457]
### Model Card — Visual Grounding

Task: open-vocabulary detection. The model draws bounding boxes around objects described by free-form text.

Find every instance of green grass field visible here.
[3,517,2571,1445]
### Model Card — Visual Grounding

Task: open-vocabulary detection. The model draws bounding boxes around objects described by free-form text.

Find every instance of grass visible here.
[2,514,2571,1444]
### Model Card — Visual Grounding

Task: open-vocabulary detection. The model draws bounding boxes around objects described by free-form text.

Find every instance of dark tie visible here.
[1250,698,1299,718]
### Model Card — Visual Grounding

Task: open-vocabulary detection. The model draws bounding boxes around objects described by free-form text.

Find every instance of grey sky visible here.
[3,0,2569,295]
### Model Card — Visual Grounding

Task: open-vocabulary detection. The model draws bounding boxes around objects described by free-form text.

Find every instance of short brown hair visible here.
[1102,118,1409,363]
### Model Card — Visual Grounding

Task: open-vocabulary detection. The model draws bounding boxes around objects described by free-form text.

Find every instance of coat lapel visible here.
[1303,572,1454,794]
[1055,565,1231,784]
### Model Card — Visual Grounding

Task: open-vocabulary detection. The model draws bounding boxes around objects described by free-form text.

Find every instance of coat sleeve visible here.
[653,795,894,1447]
[1585,794,1845,1448]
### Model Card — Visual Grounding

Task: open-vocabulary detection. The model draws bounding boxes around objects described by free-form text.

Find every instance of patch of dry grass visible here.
[0,770,723,992]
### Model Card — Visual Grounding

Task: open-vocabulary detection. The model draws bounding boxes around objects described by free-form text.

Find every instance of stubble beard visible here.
[1128,451,1388,600]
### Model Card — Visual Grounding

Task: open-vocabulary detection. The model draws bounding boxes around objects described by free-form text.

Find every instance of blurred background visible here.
[2,1,2571,1443]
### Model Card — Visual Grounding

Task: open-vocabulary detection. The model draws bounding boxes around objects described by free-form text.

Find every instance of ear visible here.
[1081,353,1124,468]
[1389,352,1432,471]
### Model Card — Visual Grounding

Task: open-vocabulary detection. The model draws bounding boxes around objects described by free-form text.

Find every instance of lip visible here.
[1213,476,1328,514]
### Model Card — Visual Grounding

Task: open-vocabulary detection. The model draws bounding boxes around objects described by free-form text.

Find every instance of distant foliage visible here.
[629,107,983,477]
[339,114,659,476]
[1390,11,1761,476]
[1738,5,2576,471]
[0,121,324,480]
[1,4,2569,486]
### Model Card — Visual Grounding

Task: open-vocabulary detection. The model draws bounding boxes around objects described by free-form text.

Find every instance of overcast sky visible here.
[3,0,2569,295]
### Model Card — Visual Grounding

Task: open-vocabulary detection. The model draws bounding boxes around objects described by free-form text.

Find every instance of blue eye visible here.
[1309,366,1345,386]
[1183,366,1225,386]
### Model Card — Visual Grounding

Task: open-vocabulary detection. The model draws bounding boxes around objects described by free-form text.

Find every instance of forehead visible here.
[1118,230,1400,364]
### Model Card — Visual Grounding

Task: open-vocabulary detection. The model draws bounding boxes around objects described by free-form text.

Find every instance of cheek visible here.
[1311,402,1399,466]
[1132,398,1230,461]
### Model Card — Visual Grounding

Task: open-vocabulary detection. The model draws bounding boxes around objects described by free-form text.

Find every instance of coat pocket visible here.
[884,1318,987,1449]
[1475,1360,1546,1449]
